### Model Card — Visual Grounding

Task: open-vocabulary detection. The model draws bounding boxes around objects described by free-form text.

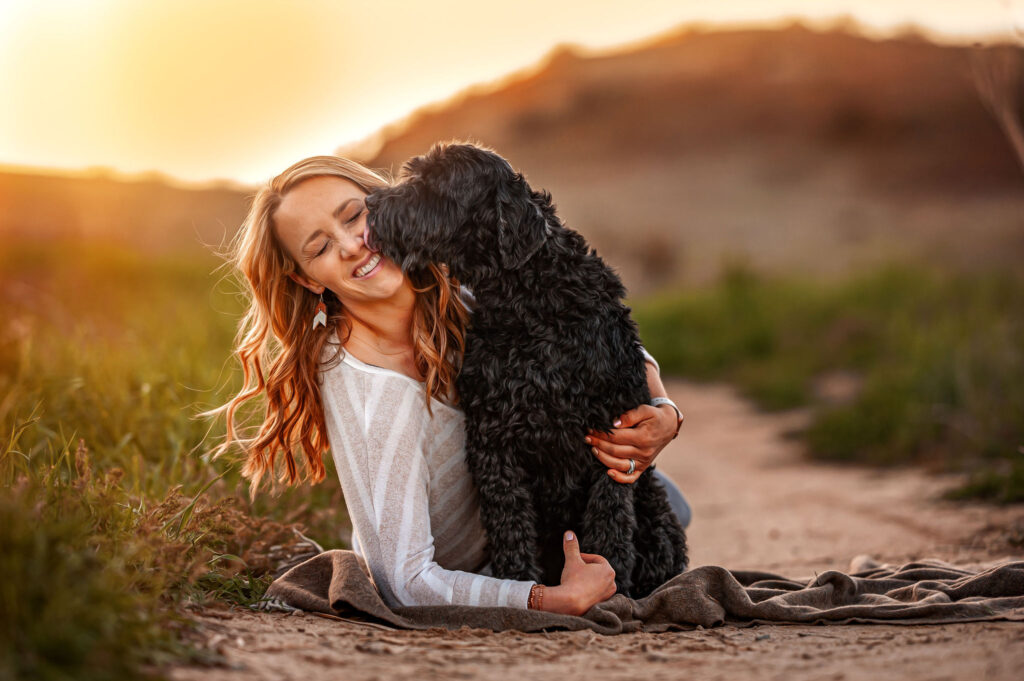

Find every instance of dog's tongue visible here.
[363,225,379,253]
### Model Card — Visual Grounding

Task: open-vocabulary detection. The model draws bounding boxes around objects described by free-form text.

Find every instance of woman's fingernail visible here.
[592,447,598,455]
[565,531,574,541]
[584,436,591,444]
[614,420,622,427]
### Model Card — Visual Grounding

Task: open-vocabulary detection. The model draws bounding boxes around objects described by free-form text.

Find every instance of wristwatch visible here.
[650,397,685,439]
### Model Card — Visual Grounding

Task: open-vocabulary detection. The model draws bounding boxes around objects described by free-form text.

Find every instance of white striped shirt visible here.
[318,335,536,609]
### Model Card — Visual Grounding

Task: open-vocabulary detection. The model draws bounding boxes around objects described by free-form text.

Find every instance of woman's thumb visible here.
[562,530,582,563]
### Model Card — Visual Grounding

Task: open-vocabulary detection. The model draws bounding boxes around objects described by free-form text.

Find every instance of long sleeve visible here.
[319,360,536,609]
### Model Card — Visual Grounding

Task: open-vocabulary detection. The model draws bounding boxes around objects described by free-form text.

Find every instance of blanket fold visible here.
[260,550,1024,633]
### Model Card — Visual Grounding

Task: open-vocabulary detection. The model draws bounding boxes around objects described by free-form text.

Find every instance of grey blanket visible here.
[259,550,1024,633]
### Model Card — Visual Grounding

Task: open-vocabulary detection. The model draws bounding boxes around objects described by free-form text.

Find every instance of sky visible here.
[0,0,1021,184]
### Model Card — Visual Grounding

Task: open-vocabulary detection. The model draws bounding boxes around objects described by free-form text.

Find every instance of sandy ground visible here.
[167,380,1024,681]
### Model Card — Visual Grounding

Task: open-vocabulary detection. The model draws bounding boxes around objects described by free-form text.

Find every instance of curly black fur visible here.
[364,141,688,597]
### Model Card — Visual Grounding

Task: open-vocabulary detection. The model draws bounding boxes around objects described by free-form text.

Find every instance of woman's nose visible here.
[337,227,365,259]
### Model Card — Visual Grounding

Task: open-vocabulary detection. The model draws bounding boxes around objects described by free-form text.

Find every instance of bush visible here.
[634,261,1024,500]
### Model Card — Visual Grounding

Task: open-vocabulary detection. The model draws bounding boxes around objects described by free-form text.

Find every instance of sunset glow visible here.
[0,0,1018,183]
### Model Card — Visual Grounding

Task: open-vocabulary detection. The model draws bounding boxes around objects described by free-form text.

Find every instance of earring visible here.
[312,292,328,329]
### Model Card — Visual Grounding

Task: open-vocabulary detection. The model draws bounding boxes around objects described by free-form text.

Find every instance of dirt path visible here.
[168,380,1024,681]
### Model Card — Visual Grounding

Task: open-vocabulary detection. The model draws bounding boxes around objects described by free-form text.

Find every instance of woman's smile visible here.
[353,252,383,279]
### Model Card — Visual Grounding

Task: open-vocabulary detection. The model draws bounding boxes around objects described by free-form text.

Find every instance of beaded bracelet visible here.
[527,583,545,610]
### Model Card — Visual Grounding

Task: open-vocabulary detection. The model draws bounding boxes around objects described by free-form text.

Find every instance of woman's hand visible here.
[585,403,680,483]
[541,531,617,616]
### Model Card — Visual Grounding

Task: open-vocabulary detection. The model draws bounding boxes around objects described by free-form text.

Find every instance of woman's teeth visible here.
[355,253,381,278]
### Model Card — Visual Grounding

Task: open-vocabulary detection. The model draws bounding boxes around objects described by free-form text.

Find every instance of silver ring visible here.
[626,459,636,475]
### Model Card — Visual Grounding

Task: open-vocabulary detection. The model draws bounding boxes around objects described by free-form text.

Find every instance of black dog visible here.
[365,142,688,597]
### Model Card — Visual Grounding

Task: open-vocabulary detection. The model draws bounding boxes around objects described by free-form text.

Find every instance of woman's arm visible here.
[586,349,683,483]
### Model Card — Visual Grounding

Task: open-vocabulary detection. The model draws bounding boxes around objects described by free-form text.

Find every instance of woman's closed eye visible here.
[308,239,330,259]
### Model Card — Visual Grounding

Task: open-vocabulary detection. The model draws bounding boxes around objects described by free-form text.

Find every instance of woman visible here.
[210,155,690,617]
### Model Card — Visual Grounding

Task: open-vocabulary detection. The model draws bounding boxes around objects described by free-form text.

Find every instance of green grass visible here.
[0,238,349,680]
[1,447,203,681]
[634,259,1024,501]
[0,239,349,528]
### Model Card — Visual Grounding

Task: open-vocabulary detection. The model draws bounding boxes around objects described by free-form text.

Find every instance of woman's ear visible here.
[287,271,325,295]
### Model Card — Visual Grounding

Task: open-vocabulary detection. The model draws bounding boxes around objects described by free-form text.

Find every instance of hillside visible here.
[344,23,1024,293]
[0,170,250,255]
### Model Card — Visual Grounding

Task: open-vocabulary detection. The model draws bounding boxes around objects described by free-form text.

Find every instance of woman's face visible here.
[273,176,406,305]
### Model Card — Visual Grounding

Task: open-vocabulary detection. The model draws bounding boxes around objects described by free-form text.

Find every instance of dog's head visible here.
[364,142,550,286]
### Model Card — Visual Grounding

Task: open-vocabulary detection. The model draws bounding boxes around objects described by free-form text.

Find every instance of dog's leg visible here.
[465,428,544,584]
[580,471,638,597]
[630,470,689,597]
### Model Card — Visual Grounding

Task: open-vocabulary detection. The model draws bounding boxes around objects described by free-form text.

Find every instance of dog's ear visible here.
[497,182,549,270]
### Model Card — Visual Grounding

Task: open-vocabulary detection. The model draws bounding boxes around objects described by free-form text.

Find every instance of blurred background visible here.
[1,1,1022,678]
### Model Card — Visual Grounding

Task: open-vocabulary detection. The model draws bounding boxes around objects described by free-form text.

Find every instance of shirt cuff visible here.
[510,579,535,609]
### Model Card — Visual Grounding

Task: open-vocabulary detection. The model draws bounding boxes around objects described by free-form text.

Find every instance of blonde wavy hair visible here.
[205,156,469,501]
